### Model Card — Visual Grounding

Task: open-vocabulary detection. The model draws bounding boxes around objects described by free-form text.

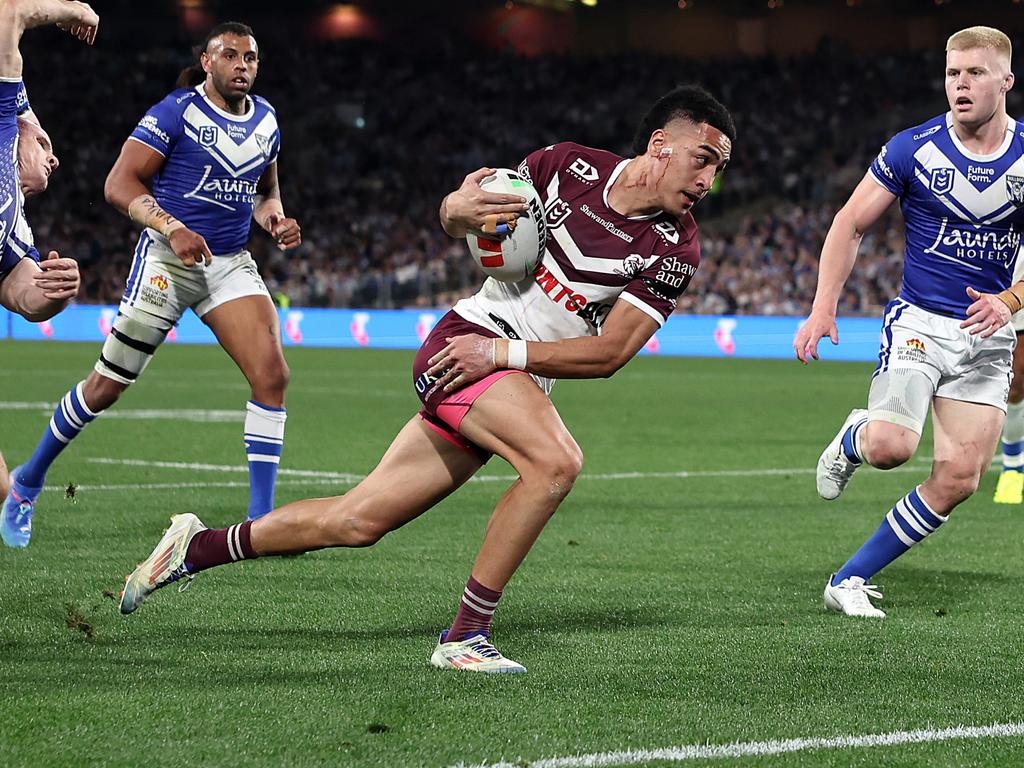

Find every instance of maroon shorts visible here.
[412,310,528,457]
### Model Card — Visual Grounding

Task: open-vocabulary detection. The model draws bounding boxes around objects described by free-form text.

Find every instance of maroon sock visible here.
[446,575,502,641]
[184,520,257,574]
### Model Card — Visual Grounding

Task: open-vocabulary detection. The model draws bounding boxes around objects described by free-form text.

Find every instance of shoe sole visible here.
[429,651,527,674]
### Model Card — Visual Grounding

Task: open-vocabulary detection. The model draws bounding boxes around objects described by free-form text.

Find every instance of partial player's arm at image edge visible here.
[0,0,96,78]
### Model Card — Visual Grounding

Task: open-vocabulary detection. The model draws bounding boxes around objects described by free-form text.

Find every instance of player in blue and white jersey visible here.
[795,26,1024,618]
[992,254,1024,504]
[2,21,301,549]
[0,0,98,520]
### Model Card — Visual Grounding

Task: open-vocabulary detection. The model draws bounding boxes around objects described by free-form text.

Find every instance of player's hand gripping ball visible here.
[465,169,547,282]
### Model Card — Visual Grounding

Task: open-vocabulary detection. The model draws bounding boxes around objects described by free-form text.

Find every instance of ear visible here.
[647,128,666,158]
[1004,70,1015,94]
[200,51,212,74]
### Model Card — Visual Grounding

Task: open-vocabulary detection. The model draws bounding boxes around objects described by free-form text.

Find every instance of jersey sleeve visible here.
[0,79,23,122]
[868,131,914,197]
[517,144,566,194]
[621,243,700,326]
[128,94,183,157]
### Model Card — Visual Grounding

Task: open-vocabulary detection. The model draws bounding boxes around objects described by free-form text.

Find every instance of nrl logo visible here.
[1007,175,1024,206]
[198,125,218,147]
[929,168,954,195]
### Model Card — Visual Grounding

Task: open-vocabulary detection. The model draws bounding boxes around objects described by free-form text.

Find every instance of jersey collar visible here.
[195,83,254,123]
[604,158,664,221]
[945,112,1016,162]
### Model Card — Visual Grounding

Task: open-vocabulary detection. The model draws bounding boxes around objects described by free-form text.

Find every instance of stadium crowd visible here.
[21,32,1021,317]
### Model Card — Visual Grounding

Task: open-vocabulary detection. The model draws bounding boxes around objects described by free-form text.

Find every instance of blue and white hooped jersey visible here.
[0,78,39,281]
[870,113,1024,318]
[128,84,280,255]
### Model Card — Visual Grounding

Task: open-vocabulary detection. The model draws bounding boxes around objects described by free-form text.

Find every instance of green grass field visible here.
[2,339,1024,768]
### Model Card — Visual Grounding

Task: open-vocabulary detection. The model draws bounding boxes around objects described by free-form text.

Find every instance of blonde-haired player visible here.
[797,26,1024,617]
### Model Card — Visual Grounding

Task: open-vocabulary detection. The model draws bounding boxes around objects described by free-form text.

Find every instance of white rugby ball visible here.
[466,169,547,282]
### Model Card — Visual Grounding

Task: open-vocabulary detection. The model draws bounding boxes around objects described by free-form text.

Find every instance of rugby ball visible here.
[466,169,547,282]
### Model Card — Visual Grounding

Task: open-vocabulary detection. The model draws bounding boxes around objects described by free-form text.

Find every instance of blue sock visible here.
[244,401,287,520]
[19,382,99,488]
[840,416,867,465]
[1002,440,1024,473]
[832,486,946,585]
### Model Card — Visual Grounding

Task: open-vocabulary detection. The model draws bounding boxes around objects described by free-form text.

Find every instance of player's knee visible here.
[319,500,390,548]
[251,358,290,402]
[865,439,914,470]
[533,441,584,501]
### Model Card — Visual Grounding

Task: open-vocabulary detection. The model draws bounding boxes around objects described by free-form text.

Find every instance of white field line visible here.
[42,479,345,493]
[451,721,1024,768]
[0,401,241,422]
[86,457,992,485]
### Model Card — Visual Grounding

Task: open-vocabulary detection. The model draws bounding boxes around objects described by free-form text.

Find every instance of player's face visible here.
[945,47,1013,128]
[649,119,731,217]
[16,120,58,198]
[202,33,260,103]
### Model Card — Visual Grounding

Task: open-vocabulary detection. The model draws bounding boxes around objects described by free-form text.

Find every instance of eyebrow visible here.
[699,143,726,162]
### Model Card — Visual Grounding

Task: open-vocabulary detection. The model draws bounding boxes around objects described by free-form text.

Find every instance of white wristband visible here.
[507,340,528,370]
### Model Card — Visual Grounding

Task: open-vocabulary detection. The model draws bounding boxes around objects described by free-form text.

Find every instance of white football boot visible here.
[817,408,868,500]
[823,574,886,618]
[120,513,207,615]
[430,631,526,674]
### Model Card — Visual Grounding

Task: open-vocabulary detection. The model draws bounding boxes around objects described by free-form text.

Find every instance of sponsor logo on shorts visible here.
[895,337,928,363]
[149,274,169,291]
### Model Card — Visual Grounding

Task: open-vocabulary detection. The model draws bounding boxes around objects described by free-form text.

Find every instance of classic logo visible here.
[149,274,169,291]
[568,157,599,183]
[1007,175,1024,206]
[906,338,926,352]
[930,168,954,195]
[198,125,218,147]
[913,125,941,141]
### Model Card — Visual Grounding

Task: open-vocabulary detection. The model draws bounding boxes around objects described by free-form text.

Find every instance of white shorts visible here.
[1013,311,1024,334]
[873,298,1014,417]
[119,228,270,328]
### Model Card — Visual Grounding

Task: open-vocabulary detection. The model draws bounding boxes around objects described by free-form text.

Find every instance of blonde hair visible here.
[946,26,1012,65]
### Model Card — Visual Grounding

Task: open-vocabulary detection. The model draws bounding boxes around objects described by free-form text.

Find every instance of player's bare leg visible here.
[250,418,484,553]
[826,398,1000,618]
[994,335,1024,503]
[121,417,484,612]
[426,375,582,673]
[921,398,1002,515]
[0,451,9,500]
[204,295,290,519]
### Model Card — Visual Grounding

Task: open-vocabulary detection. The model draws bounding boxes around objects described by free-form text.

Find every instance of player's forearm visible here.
[811,210,863,316]
[253,195,284,233]
[124,194,185,238]
[2,281,66,322]
[494,336,630,379]
[440,195,468,239]
[11,0,91,28]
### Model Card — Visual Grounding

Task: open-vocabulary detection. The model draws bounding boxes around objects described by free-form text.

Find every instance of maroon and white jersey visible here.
[453,142,700,391]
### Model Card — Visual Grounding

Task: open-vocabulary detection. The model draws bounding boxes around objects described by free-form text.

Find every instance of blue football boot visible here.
[1,466,43,548]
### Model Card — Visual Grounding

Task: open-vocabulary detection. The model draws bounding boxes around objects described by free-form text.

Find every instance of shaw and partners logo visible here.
[924,218,1021,268]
